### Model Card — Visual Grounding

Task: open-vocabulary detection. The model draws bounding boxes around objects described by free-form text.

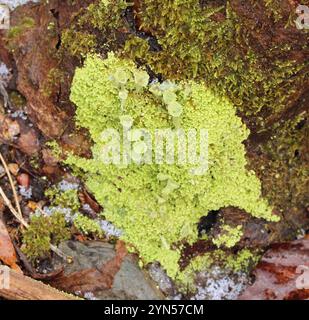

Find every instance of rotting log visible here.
[0,266,79,300]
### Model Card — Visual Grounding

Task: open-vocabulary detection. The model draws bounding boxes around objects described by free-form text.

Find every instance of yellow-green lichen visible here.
[212,225,243,249]
[224,249,260,272]
[65,53,278,283]
[73,213,104,237]
[45,187,80,212]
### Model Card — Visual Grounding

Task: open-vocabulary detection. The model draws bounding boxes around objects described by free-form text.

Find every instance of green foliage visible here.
[22,212,70,261]
[66,54,278,283]
[80,0,127,33]
[264,0,284,22]
[9,91,26,108]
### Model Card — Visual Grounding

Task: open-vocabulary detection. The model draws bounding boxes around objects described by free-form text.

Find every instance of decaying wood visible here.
[0,266,79,300]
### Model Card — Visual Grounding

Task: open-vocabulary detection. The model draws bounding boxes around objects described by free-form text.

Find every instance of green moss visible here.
[9,91,26,109]
[41,68,65,97]
[252,113,309,234]
[7,17,35,39]
[79,0,307,125]
[22,212,70,261]
[213,225,243,249]
[45,187,80,212]
[65,54,278,283]
[73,213,104,237]
[264,0,284,22]
[60,30,97,58]
[80,0,128,36]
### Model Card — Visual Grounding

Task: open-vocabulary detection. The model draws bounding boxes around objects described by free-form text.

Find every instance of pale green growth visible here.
[66,53,278,283]
[224,249,260,272]
[73,213,104,237]
[134,69,150,88]
[212,225,243,248]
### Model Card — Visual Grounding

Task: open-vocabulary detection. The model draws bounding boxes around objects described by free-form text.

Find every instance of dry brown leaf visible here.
[79,189,101,216]
[8,163,19,176]
[0,219,22,273]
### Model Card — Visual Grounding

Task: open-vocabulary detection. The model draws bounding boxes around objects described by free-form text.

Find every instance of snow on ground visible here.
[0,62,10,85]
[148,263,250,300]
[191,267,249,300]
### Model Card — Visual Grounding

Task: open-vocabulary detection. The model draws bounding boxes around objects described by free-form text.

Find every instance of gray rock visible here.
[53,241,165,300]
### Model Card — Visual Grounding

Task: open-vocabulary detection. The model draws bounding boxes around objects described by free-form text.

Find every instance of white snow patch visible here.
[191,267,249,300]
[0,62,10,85]
[19,185,32,199]
[39,204,122,238]
[11,110,27,120]
[40,206,75,223]
[148,263,249,300]
[98,219,123,238]
[83,292,98,300]
[58,180,79,192]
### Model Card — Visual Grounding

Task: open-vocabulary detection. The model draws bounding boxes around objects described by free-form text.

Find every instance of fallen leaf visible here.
[0,219,22,273]
[239,238,309,300]
[8,163,19,176]
[79,189,101,217]
[17,129,40,155]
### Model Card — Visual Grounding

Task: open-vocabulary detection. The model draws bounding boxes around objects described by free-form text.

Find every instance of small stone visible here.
[52,241,164,300]
[17,173,30,188]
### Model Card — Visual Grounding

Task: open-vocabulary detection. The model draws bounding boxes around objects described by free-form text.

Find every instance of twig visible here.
[0,187,28,228]
[35,206,73,262]
[0,80,12,109]
[0,152,23,220]
[0,154,69,261]
[0,186,69,260]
